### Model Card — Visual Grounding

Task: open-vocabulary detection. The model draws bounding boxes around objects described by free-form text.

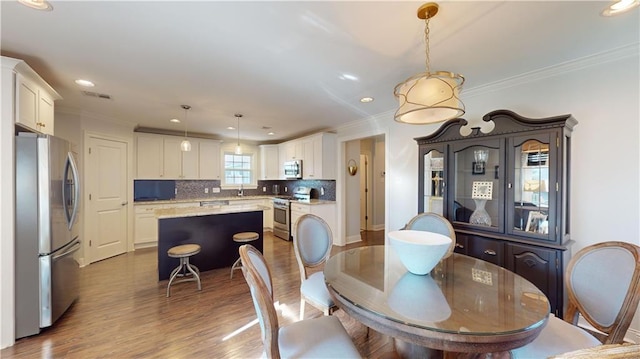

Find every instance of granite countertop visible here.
[295,199,336,205]
[135,196,336,206]
[134,195,274,206]
[155,204,270,219]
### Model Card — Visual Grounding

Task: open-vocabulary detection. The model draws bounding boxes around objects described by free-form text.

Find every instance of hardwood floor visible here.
[2,231,394,358]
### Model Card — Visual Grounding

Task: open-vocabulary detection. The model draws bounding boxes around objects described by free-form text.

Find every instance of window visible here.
[224,153,252,185]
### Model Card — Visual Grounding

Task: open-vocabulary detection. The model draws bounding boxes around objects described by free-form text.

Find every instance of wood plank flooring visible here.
[2,231,395,358]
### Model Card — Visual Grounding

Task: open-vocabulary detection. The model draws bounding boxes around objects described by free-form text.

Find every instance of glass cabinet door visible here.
[451,140,503,231]
[423,149,444,215]
[508,134,555,241]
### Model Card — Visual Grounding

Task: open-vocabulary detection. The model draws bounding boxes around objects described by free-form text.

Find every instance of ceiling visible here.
[1,1,638,143]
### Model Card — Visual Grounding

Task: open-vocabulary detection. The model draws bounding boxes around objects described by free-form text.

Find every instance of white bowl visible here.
[388,272,451,322]
[388,230,452,275]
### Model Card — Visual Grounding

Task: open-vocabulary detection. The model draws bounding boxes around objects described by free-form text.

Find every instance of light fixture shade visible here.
[235,144,242,155]
[394,71,465,124]
[181,139,192,152]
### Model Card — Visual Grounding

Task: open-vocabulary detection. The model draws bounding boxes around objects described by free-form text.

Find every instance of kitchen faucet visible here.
[238,184,244,197]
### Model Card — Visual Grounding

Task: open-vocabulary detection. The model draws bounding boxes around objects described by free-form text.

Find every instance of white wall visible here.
[0,64,17,349]
[372,136,386,230]
[344,140,361,242]
[336,45,640,340]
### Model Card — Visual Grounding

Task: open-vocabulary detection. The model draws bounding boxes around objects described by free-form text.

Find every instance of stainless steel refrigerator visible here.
[15,133,81,339]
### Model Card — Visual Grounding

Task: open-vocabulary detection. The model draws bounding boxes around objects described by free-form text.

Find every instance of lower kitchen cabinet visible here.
[290,202,336,243]
[454,232,567,317]
[134,202,198,248]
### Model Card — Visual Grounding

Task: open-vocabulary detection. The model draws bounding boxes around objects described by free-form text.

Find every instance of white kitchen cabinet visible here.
[279,140,303,178]
[3,56,61,135]
[290,202,336,244]
[136,134,164,178]
[38,90,55,135]
[134,203,167,249]
[259,144,279,180]
[163,137,183,178]
[134,202,198,248]
[181,138,200,179]
[301,133,336,180]
[136,133,219,179]
[199,140,221,179]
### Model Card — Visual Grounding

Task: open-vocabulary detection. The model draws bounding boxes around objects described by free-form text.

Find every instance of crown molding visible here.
[463,43,639,98]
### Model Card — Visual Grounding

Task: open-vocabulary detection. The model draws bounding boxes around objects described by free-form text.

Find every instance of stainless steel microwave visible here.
[284,160,302,179]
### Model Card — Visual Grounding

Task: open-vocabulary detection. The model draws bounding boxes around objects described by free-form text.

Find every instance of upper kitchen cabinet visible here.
[199,140,221,180]
[135,133,221,179]
[136,133,164,178]
[259,144,279,180]
[301,132,336,180]
[2,56,61,135]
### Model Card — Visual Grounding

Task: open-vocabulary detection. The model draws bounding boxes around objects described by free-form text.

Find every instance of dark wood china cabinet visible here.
[415,109,577,317]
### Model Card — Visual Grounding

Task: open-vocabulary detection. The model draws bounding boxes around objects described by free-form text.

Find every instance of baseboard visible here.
[627,328,640,344]
[370,224,385,231]
[346,234,362,244]
[578,317,639,344]
[134,242,158,250]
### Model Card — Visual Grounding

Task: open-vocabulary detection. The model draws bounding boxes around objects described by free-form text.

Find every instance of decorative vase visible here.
[470,199,492,226]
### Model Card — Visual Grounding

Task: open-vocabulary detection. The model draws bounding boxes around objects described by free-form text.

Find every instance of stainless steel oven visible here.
[272,197,291,240]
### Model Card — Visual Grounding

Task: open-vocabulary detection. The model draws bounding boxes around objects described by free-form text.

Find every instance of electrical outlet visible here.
[284,187,288,192]
[262,187,266,192]
[205,188,209,194]
[212,187,221,193]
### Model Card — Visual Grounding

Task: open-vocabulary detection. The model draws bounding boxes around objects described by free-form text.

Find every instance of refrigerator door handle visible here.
[63,152,81,230]
[52,240,81,261]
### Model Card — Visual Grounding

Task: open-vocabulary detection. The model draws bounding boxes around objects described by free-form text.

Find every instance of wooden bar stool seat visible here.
[230,232,259,279]
[166,244,202,297]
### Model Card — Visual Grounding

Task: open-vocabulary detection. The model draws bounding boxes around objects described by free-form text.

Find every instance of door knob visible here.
[121,202,128,206]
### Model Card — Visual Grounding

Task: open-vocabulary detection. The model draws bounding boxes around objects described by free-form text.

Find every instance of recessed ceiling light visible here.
[339,73,359,81]
[18,0,52,11]
[360,97,374,103]
[75,79,95,87]
[268,132,275,136]
[602,0,639,16]
[227,126,235,130]
[169,118,180,123]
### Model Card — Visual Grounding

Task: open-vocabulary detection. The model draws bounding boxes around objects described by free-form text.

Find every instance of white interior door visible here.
[87,135,128,263]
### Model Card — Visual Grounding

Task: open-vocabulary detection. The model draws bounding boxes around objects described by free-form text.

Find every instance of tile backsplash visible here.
[133,179,336,201]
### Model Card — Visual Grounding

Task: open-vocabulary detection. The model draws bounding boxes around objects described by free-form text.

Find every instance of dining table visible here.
[324,245,550,358]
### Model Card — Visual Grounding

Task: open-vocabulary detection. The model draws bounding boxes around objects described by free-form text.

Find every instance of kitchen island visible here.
[155,204,268,281]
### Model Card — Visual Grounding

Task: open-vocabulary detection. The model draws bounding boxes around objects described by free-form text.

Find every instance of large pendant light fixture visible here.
[180,105,192,152]
[234,114,243,155]
[394,2,465,125]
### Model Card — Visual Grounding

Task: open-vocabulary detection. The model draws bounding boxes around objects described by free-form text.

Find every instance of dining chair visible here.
[293,214,338,320]
[405,212,456,258]
[511,241,640,358]
[239,244,361,359]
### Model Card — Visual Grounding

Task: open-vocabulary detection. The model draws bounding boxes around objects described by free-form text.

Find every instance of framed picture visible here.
[525,211,548,234]
[471,181,493,199]
[472,161,485,175]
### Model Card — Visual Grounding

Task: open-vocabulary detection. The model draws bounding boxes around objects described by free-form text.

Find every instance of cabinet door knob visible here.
[455,243,464,249]
[484,249,497,256]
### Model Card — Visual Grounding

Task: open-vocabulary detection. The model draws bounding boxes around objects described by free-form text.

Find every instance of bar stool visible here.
[166,244,202,297]
[230,232,259,279]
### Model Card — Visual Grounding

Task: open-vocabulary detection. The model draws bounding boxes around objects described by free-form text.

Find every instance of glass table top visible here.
[324,245,550,336]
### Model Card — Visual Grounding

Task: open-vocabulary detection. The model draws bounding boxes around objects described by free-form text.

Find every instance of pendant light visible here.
[394,2,465,125]
[180,105,191,152]
[234,114,243,155]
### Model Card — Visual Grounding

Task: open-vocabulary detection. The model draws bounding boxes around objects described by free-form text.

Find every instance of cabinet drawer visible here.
[135,205,163,214]
[467,236,504,266]
[290,203,311,214]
